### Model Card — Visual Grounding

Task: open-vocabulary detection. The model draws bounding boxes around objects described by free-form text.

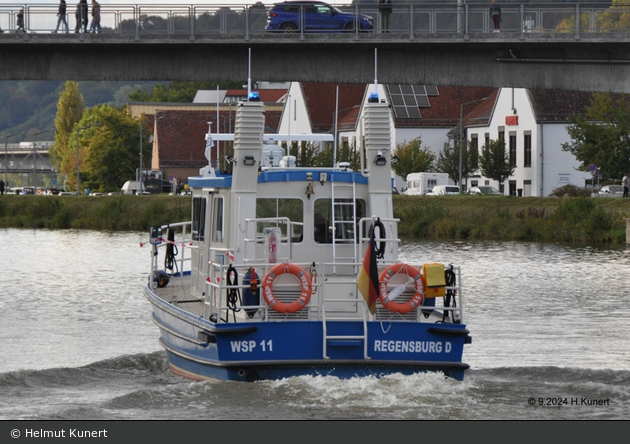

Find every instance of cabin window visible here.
[212,197,224,243]
[313,198,366,244]
[192,197,206,242]
[256,198,303,242]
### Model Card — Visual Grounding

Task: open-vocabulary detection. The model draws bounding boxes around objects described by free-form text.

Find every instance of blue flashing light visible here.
[249,91,260,101]
[368,92,379,103]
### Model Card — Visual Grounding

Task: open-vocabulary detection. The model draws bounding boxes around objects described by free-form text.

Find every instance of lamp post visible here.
[75,123,100,195]
[139,114,164,191]
[1,132,20,185]
[459,97,487,192]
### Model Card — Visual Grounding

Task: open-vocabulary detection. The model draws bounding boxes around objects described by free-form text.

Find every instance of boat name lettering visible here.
[230,339,273,352]
[373,340,451,354]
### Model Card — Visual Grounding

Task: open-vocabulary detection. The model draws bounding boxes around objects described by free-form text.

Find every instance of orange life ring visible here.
[378,263,425,314]
[262,263,312,313]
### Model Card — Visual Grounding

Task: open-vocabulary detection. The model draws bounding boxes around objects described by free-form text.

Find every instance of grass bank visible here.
[394,195,630,244]
[0,195,190,232]
[1,194,629,244]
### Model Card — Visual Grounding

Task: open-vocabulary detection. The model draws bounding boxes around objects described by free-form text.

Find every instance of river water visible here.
[0,228,628,420]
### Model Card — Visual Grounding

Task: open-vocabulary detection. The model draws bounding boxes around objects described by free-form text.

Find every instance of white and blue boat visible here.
[144,95,471,382]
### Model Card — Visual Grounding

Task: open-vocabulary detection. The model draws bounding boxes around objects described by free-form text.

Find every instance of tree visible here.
[561,93,630,181]
[392,137,436,180]
[556,0,630,32]
[479,137,514,193]
[436,140,478,185]
[49,81,85,183]
[129,81,245,103]
[81,105,141,193]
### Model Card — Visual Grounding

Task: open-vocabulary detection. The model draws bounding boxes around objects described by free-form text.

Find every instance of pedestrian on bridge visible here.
[490,0,501,32]
[16,8,25,33]
[89,0,102,33]
[78,0,88,33]
[378,0,392,33]
[54,0,69,33]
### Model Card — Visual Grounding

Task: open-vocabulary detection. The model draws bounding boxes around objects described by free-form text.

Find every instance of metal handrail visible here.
[1,3,629,39]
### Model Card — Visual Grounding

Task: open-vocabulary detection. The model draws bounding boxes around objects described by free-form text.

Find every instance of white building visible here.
[465,88,592,196]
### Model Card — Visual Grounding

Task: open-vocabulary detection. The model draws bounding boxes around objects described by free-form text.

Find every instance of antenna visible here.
[374,48,378,94]
[247,48,251,101]
[368,48,379,103]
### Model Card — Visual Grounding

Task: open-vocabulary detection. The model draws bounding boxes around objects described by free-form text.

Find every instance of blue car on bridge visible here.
[266,1,373,32]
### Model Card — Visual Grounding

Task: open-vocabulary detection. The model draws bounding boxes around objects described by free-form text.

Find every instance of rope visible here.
[225,265,241,323]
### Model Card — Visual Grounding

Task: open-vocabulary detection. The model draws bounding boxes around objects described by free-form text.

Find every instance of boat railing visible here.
[148,221,193,291]
[202,260,464,325]
[206,261,319,323]
[357,216,401,261]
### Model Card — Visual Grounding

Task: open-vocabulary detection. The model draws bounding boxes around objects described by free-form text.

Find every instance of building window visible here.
[509,133,517,167]
[524,133,532,167]
[509,180,517,196]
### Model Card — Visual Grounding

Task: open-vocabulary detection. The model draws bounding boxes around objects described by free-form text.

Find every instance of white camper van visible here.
[404,172,451,195]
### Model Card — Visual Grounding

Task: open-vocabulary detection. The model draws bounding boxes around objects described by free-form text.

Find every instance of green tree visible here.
[561,93,630,181]
[479,137,515,193]
[129,81,244,103]
[392,137,436,180]
[49,81,85,183]
[78,105,140,193]
[436,140,478,185]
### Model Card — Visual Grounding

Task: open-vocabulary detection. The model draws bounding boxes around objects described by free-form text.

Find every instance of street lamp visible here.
[1,132,20,185]
[459,97,487,192]
[76,123,101,195]
[138,114,164,190]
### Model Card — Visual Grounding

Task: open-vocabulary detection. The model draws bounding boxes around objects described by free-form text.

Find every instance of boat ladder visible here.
[321,296,370,360]
[330,181,358,274]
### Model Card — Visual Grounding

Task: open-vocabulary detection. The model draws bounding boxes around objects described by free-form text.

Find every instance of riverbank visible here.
[1,194,629,244]
[393,195,630,244]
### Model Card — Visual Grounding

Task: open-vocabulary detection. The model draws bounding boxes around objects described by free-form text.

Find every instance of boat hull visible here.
[145,285,470,382]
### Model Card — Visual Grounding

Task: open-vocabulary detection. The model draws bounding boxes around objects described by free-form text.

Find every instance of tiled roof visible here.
[300,83,367,132]
[525,89,629,122]
[153,109,281,167]
[386,86,498,128]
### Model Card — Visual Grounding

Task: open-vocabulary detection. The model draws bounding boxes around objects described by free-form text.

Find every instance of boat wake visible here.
[1,354,628,420]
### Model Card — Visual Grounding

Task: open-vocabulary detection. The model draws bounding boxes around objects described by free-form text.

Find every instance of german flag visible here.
[358,225,379,315]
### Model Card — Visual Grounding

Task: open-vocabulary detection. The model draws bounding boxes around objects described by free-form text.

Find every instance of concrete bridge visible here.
[1,2,630,92]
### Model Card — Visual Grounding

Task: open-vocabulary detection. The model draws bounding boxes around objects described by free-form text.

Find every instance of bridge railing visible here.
[1,2,629,39]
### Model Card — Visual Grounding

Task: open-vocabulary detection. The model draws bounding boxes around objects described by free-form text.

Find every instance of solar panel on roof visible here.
[386,84,439,118]
[408,107,422,118]
[425,85,439,96]
[416,96,430,107]
[393,106,408,118]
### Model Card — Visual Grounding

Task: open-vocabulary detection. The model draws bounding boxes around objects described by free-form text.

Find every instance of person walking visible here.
[16,8,25,33]
[54,0,69,33]
[378,0,393,33]
[0,179,5,195]
[80,0,89,32]
[623,173,629,198]
[490,0,501,32]
[89,0,102,33]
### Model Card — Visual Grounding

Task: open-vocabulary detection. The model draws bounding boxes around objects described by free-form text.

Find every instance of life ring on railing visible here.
[262,263,312,313]
[378,263,424,314]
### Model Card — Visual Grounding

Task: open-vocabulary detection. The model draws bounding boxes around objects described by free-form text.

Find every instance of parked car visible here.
[469,186,503,196]
[427,185,460,195]
[266,1,373,32]
[597,184,623,197]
